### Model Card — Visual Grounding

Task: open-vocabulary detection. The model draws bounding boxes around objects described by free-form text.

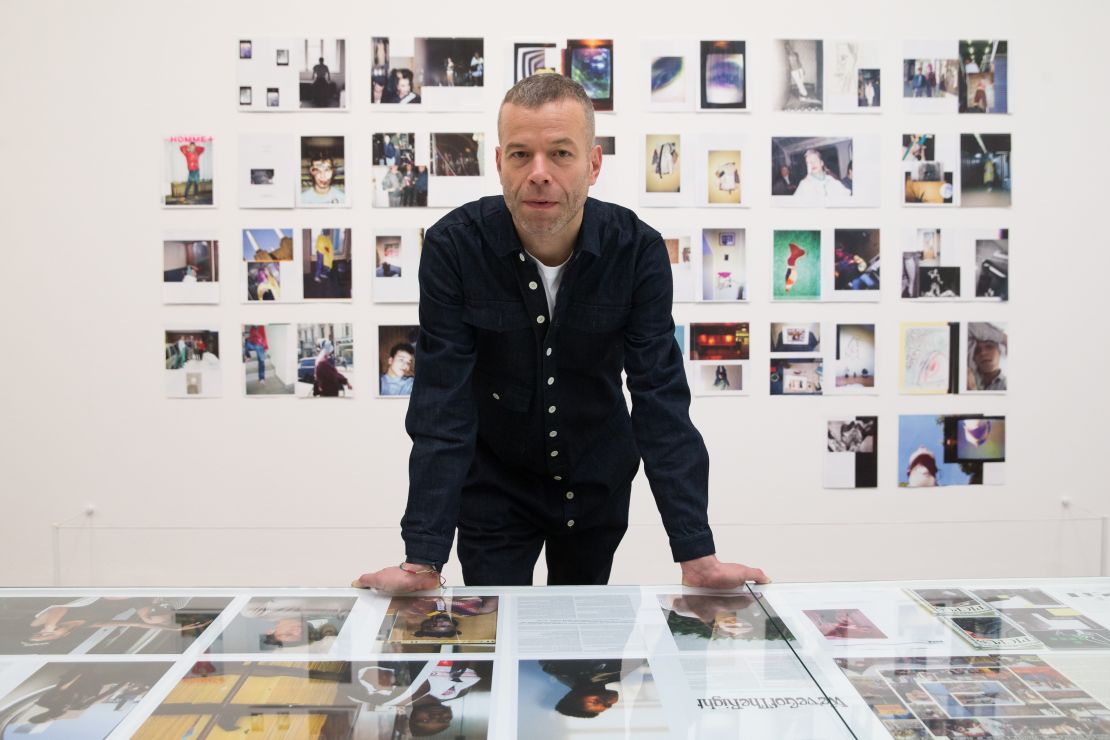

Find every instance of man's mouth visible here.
[524,199,557,209]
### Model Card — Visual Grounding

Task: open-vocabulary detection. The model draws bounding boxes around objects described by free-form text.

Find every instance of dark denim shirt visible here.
[401,196,715,566]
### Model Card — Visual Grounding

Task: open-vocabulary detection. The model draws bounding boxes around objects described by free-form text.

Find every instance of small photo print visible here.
[165,330,220,398]
[266,86,279,106]
[163,236,218,304]
[566,39,614,111]
[975,235,1009,300]
[597,135,616,156]
[296,323,354,398]
[373,132,415,167]
[700,228,745,300]
[771,136,853,202]
[899,414,1005,487]
[835,324,876,388]
[238,85,251,105]
[665,233,694,302]
[415,37,485,87]
[773,39,823,111]
[379,325,419,397]
[163,136,213,206]
[693,362,744,395]
[0,662,172,736]
[242,324,295,396]
[805,609,886,639]
[689,322,749,361]
[701,40,745,109]
[707,150,741,205]
[900,322,957,394]
[773,230,821,300]
[833,229,880,292]
[302,227,352,300]
[961,134,1011,207]
[373,229,423,303]
[650,54,686,104]
[514,42,558,83]
[299,39,346,108]
[658,593,795,648]
[373,49,421,104]
[771,322,820,353]
[858,68,880,107]
[645,134,681,193]
[207,596,355,653]
[902,133,954,204]
[239,39,252,59]
[518,658,662,737]
[247,262,282,301]
[825,417,878,489]
[770,358,823,395]
[275,48,289,66]
[967,322,1007,392]
[376,234,404,278]
[903,58,960,100]
[431,132,484,176]
[375,595,498,653]
[298,136,346,206]
[242,227,293,261]
[959,40,1008,113]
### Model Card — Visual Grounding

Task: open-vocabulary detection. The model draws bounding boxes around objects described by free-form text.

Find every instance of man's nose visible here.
[527,155,552,183]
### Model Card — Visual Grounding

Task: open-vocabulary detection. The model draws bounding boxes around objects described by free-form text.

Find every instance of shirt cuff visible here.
[669,531,716,563]
[403,537,453,568]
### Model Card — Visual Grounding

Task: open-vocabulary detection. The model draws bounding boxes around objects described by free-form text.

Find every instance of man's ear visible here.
[588,144,602,186]
[495,145,502,177]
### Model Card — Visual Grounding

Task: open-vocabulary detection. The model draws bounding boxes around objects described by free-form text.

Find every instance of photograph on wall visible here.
[700,40,745,110]
[770,358,823,396]
[372,132,429,208]
[902,227,1008,300]
[136,659,493,738]
[517,658,665,738]
[163,233,218,304]
[770,135,878,207]
[375,595,498,653]
[826,41,882,112]
[372,37,418,104]
[238,134,296,208]
[899,414,1006,487]
[771,39,823,111]
[902,40,961,112]
[642,134,685,206]
[696,134,750,208]
[415,37,485,88]
[589,133,621,202]
[243,228,294,302]
[975,234,1009,300]
[834,324,876,391]
[378,325,419,398]
[689,323,749,361]
[242,324,295,396]
[804,608,885,638]
[706,149,742,205]
[206,596,355,653]
[165,329,220,398]
[430,132,484,177]
[642,40,693,111]
[564,39,614,111]
[900,322,958,395]
[663,232,694,302]
[658,593,795,649]
[832,228,880,297]
[699,228,746,301]
[514,42,558,83]
[961,134,1011,207]
[902,133,956,205]
[0,662,172,736]
[163,136,213,207]
[966,322,1007,393]
[960,40,1008,113]
[373,229,422,303]
[693,362,745,396]
[772,230,820,300]
[298,136,346,207]
[237,38,347,112]
[771,322,820,353]
[302,228,352,300]
[297,323,354,399]
[0,596,230,654]
[824,417,878,489]
[374,36,485,110]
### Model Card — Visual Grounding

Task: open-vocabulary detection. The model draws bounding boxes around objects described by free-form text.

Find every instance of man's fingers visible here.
[351,572,380,589]
[744,567,772,585]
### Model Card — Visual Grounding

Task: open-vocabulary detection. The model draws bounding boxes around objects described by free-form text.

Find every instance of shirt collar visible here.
[488,196,602,259]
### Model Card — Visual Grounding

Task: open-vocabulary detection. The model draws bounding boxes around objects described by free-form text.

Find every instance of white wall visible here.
[1,0,1107,587]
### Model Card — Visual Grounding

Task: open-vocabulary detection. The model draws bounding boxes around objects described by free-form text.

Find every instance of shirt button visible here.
[492,393,500,400]
[547,377,554,385]
[554,475,562,481]
[549,431,557,438]
[536,315,545,324]
[566,491,574,500]
[529,281,539,290]
[545,348,552,356]
[567,519,575,528]
[519,252,526,262]
[550,450,559,458]
[548,405,556,413]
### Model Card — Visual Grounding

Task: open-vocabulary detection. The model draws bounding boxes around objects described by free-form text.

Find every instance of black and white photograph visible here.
[824,416,878,488]
[772,39,822,111]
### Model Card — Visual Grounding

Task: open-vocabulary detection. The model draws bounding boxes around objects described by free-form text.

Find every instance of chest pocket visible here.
[474,368,532,412]
[562,302,630,333]
[463,300,533,332]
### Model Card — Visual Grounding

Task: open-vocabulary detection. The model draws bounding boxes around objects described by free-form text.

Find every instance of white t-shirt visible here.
[526,251,571,317]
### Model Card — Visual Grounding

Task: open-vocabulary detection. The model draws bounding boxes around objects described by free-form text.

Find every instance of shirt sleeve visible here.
[623,234,716,563]
[400,225,478,565]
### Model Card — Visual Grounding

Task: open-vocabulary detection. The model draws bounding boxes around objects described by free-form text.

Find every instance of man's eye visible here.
[510,151,528,159]
[555,150,572,158]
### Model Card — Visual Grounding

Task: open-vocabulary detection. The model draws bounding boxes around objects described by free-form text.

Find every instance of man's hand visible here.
[351,564,441,593]
[679,554,770,589]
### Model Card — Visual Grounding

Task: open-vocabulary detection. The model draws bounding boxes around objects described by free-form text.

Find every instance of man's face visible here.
[187,142,196,152]
[780,165,790,178]
[390,350,414,377]
[805,151,823,174]
[973,340,1001,373]
[496,99,601,241]
[310,160,334,189]
[397,75,412,98]
[271,619,304,643]
[580,691,618,714]
[410,704,452,734]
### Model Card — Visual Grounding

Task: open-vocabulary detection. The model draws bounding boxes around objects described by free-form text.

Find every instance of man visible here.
[382,165,403,207]
[792,148,851,199]
[394,68,420,104]
[354,74,767,591]
[379,342,415,396]
[771,164,795,195]
[300,153,345,205]
[469,51,484,86]
[179,141,204,201]
[967,323,1007,391]
[312,339,351,397]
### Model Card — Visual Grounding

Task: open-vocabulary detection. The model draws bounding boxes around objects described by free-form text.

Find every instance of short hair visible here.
[396,68,414,83]
[389,342,415,359]
[555,688,610,718]
[499,74,595,146]
[310,152,334,167]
